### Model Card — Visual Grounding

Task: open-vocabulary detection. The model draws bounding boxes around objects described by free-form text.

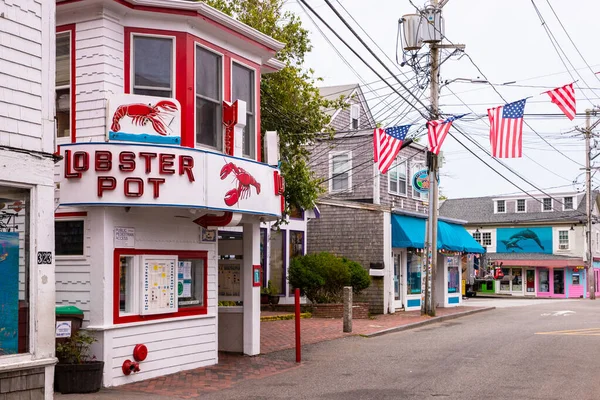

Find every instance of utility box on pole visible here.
[421,8,444,43]
[401,14,423,50]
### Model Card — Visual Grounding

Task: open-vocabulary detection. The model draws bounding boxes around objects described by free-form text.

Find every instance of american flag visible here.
[373,125,410,174]
[544,83,576,120]
[427,114,466,155]
[488,99,527,158]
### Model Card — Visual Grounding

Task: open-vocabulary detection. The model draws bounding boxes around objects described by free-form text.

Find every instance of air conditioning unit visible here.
[559,244,569,250]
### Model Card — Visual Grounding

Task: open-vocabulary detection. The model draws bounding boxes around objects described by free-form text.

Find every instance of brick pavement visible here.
[59,306,489,400]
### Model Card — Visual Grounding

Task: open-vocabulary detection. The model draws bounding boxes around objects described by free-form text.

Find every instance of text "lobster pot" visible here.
[58,143,283,218]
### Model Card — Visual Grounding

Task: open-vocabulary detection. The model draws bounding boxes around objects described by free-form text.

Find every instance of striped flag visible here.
[544,83,576,120]
[373,125,410,174]
[427,114,467,155]
[488,99,527,158]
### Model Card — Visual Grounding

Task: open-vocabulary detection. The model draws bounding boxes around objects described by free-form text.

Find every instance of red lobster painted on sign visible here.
[111,100,178,136]
[220,162,261,207]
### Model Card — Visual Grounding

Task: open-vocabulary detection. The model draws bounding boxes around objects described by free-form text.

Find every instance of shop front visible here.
[391,212,484,311]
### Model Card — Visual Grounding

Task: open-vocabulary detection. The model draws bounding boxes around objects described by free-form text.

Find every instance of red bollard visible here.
[295,288,301,363]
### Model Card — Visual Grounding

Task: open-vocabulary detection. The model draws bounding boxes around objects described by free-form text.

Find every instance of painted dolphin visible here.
[509,229,544,250]
[501,239,523,252]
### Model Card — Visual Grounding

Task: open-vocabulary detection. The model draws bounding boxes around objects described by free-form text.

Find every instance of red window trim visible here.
[56,24,77,143]
[125,27,262,160]
[113,248,208,325]
[55,212,87,218]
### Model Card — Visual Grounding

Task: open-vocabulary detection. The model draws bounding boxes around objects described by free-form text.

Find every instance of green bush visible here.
[288,252,371,304]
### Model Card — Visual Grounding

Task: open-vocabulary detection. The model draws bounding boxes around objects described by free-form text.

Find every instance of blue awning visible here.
[391,214,484,254]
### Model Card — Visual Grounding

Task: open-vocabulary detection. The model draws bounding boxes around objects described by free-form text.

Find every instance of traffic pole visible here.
[295,288,301,362]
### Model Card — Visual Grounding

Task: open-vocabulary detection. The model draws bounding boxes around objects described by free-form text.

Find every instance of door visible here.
[393,251,403,309]
[526,269,535,294]
[554,269,565,295]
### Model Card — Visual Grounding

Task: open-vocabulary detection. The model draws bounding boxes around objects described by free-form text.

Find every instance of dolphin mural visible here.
[509,229,545,250]
[497,227,551,254]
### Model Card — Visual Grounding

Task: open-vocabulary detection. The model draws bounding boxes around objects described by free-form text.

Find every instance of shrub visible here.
[288,252,370,303]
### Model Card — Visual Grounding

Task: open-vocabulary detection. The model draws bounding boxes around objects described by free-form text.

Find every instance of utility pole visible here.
[586,109,596,300]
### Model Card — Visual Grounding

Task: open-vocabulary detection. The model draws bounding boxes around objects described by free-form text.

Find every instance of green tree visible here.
[202,0,346,217]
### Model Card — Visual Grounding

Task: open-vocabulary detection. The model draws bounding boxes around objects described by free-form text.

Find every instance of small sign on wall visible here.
[56,321,72,338]
[115,227,135,248]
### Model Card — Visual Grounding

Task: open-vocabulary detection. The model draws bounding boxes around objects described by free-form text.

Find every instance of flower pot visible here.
[54,361,104,394]
[261,293,270,305]
[268,295,280,305]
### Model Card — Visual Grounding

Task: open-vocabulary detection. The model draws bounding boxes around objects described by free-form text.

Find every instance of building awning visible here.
[391,214,484,253]
[487,252,584,267]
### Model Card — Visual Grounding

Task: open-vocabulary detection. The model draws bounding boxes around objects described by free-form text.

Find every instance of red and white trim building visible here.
[55,0,285,387]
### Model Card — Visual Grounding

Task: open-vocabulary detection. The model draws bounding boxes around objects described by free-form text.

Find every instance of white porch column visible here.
[242,221,261,355]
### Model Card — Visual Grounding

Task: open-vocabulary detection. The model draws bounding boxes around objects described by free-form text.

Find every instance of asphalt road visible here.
[202,299,600,400]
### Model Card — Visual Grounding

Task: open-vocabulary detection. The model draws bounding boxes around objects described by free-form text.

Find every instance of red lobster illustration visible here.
[220,162,261,207]
[111,100,178,136]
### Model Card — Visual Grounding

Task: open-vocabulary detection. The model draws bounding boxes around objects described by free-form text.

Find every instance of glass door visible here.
[526,269,535,293]
[393,252,403,309]
[553,269,564,295]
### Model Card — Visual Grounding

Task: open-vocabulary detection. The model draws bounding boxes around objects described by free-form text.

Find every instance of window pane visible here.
[332,174,348,191]
[196,98,221,148]
[269,230,285,295]
[389,179,398,193]
[56,88,70,138]
[56,33,70,87]
[179,259,205,307]
[497,200,505,212]
[133,36,172,91]
[564,197,573,209]
[289,231,304,259]
[517,199,525,212]
[218,261,241,299]
[232,63,254,112]
[332,154,348,173]
[243,114,254,156]
[196,47,221,100]
[482,232,492,246]
[0,187,30,355]
[407,251,421,294]
[55,220,84,256]
[119,256,134,313]
[132,88,172,98]
[398,162,407,180]
[543,198,552,210]
[539,268,549,292]
[448,266,459,293]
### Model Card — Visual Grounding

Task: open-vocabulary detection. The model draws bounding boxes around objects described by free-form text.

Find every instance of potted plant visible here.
[261,280,280,305]
[54,331,104,394]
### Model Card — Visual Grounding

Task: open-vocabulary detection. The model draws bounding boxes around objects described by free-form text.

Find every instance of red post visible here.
[295,288,301,363]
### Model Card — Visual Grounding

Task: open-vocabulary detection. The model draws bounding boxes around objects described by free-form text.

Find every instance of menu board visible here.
[141,256,178,315]
[218,261,241,300]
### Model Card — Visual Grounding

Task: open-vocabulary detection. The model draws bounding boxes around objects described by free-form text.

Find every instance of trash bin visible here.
[55,305,84,341]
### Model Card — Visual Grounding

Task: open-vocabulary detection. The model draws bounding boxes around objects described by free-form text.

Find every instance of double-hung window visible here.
[558,230,569,250]
[516,199,526,213]
[496,200,506,213]
[388,158,407,196]
[472,231,482,244]
[232,63,255,158]
[563,196,574,210]
[482,232,492,246]
[196,46,222,149]
[542,197,552,211]
[330,152,352,192]
[55,32,71,139]
[132,36,173,98]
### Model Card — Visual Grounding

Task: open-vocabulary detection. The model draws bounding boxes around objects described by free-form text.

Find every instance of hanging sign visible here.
[412,169,430,194]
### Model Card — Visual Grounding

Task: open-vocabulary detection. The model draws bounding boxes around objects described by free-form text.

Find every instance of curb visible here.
[363,307,496,338]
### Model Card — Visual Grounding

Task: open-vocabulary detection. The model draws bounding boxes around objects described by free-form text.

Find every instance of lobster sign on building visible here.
[107,94,182,145]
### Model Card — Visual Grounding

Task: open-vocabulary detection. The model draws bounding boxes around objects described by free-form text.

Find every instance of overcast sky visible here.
[285,0,600,199]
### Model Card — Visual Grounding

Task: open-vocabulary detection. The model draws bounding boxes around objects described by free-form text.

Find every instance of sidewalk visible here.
[56,306,493,400]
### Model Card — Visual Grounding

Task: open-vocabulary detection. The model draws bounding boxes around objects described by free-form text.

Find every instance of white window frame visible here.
[563,196,574,211]
[495,200,506,214]
[516,199,527,213]
[558,230,569,250]
[481,231,492,247]
[350,104,360,130]
[472,231,482,244]
[411,163,429,202]
[388,156,407,197]
[230,60,258,160]
[329,151,352,193]
[542,197,553,212]
[55,31,72,145]
[118,254,140,317]
[130,33,176,97]
[195,43,225,151]
[54,218,86,261]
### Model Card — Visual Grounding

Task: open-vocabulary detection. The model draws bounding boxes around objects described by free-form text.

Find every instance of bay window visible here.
[196,46,222,149]
[55,32,71,139]
[232,63,255,157]
[132,36,173,97]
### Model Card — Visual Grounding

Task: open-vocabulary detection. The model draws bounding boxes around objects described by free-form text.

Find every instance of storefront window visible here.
[0,187,30,355]
[269,230,285,295]
[289,231,304,259]
[406,251,422,294]
[119,255,135,313]
[539,268,549,292]
[500,267,510,291]
[178,258,205,307]
[55,220,84,256]
[447,256,459,293]
[512,268,522,292]
[218,260,241,300]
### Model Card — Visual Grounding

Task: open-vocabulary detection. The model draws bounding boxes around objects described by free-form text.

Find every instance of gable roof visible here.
[438,193,596,225]
[319,83,376,131]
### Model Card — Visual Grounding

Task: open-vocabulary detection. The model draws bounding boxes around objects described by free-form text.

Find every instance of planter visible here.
[261,293,270,305]
[54,361,104,394]
[268,295,280,305]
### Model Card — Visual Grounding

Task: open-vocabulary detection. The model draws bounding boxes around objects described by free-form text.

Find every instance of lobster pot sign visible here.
[107,94,182,145]
[58,143,282,217]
